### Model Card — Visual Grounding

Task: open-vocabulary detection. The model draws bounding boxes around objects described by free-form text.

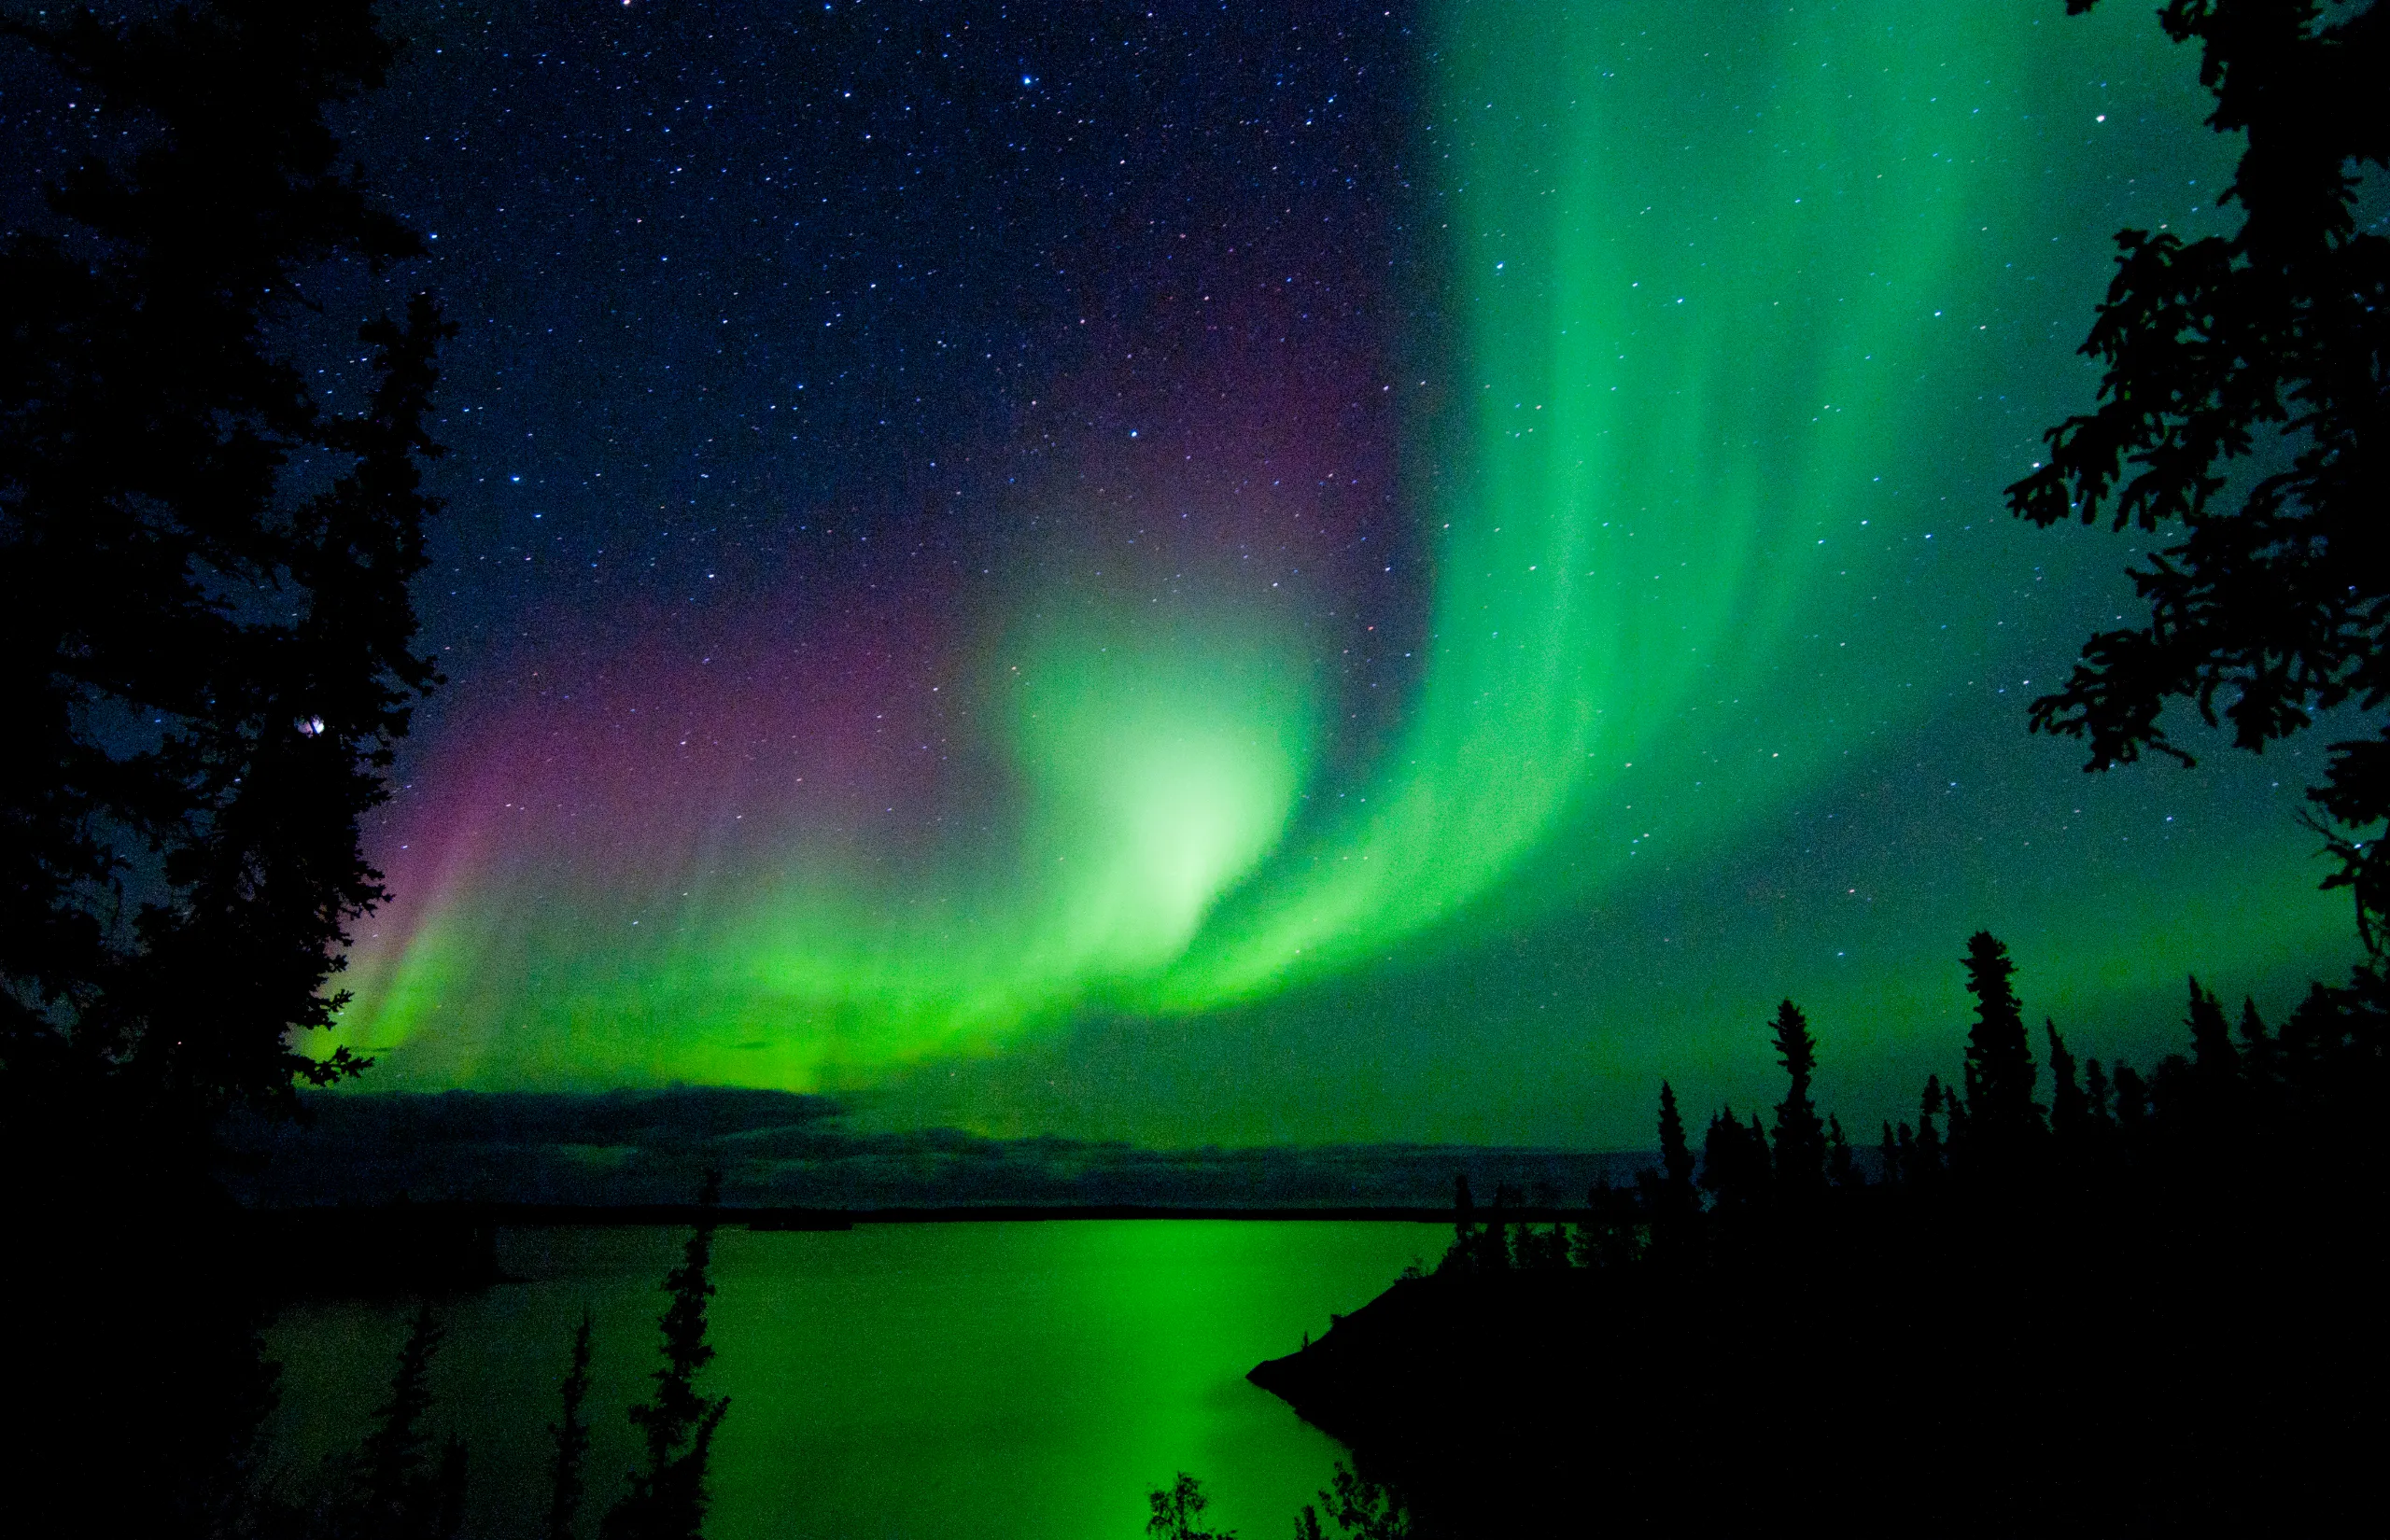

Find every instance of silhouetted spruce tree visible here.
[1941,1073,1972,1152]
[1702,1104,1770,1217]
[1701,1110,1733,1200]
[1958,932,2042,1168]
[2010,0,2390,945]
[547,1308,597,1540]
[0,6,449,1530]
[1579,1173,1639,1270]
[2077,1057,2120,1174]
[2112,1063,2152,1145]
[2187,977,2238,1077]
[2235,997,2287,1136]
[1880,1121,1903,1189]
[358,1306,441,1515]
[2082,1058,2113,1123]
[1825,1115,1856,1188]
[1442,1173,1477,1274]
[602,1174,730,1540]
[1768,1000,1827,1197]
[2152,977,2244,1158]
[0,0,450,1160]
[1912,1076,1947,1185]
[349,1303,465,1540]
[1646,1081,1699,1258]
[2272,968,2390,1175]
[2047,1021,2088,1151]
[1483,1183,1520,1272]
[2237,997,2278,1086]
[1657,1082,1696,1200]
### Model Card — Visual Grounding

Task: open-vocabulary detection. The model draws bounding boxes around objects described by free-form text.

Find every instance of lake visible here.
[267,1220,1443,1539]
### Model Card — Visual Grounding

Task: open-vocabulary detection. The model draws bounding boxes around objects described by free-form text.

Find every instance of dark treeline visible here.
[1247,933,2389,1535]
[6,0,2382,1533]
[249,1175,730,1540]
[1250,0,2390,1520]
[2,3,452,1535]
[1437,931,2386,1283]
[222,1085,1650,1212]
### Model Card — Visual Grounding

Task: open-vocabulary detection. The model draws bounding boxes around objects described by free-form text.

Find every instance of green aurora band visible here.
[1166,1,2049,999]
[337,2,2357,1140]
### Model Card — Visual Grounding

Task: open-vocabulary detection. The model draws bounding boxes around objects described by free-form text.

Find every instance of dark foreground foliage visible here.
[2008,0,2389,938]
[0,4,449,1534]
[242,1178,725,1540]
[1235,5,2390,1522]
[0,0,447,1163]
[1147,1464,1412,1540]
[601,1174,732,1540]
[1249,935,2389,1536]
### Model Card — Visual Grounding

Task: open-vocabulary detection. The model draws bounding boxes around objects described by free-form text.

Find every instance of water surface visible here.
[269,1220,1440,1539]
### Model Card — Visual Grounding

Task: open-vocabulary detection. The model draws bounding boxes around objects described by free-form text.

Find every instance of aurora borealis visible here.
[326,0,2360,1145]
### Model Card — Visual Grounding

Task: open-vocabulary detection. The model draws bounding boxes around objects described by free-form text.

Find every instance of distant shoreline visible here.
[246,1202,1497,1295]
[251,1201,1535,1230]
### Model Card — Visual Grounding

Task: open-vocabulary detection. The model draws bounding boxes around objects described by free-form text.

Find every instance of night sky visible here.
[232,1,2358,1144]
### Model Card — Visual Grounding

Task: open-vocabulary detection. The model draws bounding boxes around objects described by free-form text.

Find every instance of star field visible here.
[285,0,2363,1145]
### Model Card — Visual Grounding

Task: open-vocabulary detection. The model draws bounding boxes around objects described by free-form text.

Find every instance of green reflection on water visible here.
[267,1222,1442,1539]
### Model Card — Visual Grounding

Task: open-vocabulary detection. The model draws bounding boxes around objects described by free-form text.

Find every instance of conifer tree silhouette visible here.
[1656,1082,1696,1200]
[1702,1104,1770,1216]
[0,0,450,1156]
[1825,1115,1856,1188]
[2158,977,2248,1155]
[2112,1063,2152,1143]
[2186,978,2237,1078]
[1443,1172,1477,1273]
[1913,1076,1947,1184]
[1646,1081,1700,1258]
[349,1303,465,1539]
[602,1174,730,1540]
[2047,1021,2088,1150]
[359,1306,442,1512]
[1701,1110,1732,1200]
[2084,1055,2122,1127]
[1580,1172,1639,1270]
[1483,1183,1520,1272]
[1768,1000,1827,1197]
[1254,923,2383,1531]
[0,6,447,1523]
[547,1308,597,1540]
[2236,997,2277,1083]
[2234,997,2285,1135]
[1941,1073,1972,1152]
[1958,932,2042,1166]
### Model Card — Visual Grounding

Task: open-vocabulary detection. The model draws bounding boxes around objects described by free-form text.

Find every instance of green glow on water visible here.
[266,1224,1441,1540]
